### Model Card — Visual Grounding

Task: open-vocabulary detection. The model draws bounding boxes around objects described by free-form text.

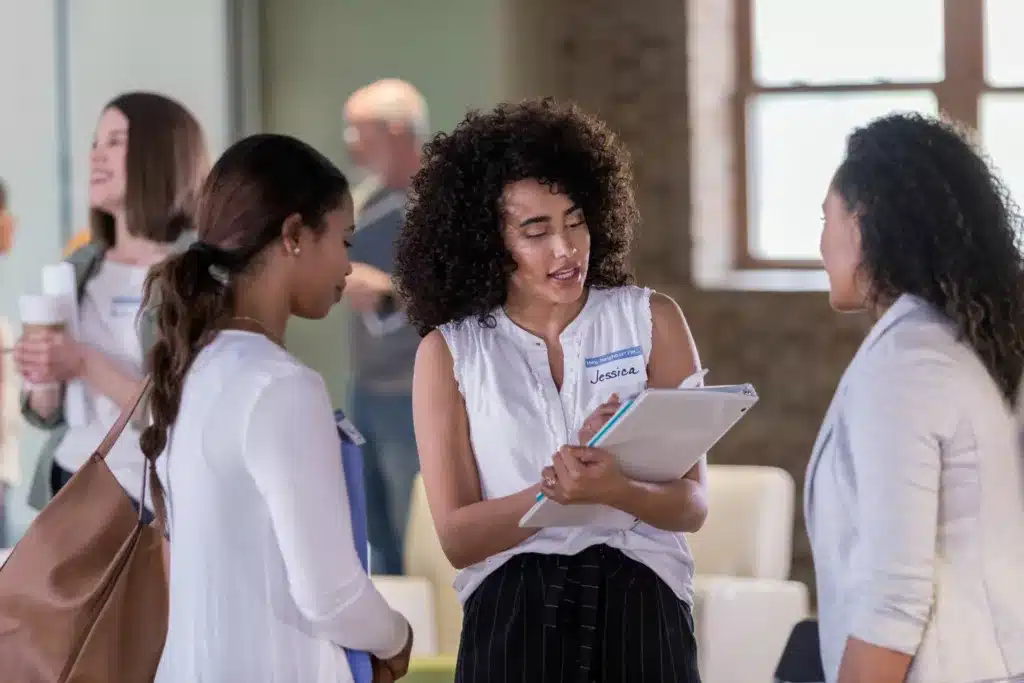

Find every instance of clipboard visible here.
[519,382,758,529]
[335,410,374,683]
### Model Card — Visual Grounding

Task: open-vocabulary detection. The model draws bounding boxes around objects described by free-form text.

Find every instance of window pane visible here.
[748,92,938,262]
[753,1,944,86]
[980,94,1024,209]
[985,0,1024,86]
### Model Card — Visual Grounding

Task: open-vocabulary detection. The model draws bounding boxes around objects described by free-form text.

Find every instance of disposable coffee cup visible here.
[18,293,66,389]
[20,293,66,332]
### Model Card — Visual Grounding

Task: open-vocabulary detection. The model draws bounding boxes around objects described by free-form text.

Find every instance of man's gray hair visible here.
[348,79,430,143]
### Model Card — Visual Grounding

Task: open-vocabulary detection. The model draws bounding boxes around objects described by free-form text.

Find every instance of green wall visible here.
[260,0,508,406]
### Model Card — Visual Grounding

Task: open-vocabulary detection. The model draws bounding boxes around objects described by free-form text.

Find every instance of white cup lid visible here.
[19,293,64,325]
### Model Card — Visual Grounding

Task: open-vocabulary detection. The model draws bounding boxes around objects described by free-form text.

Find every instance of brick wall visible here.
[516,0,873,590]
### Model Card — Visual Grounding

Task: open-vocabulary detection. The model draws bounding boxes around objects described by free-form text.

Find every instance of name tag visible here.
[585,345,645,386]
[110,295,142,319]
[336,415,367,446]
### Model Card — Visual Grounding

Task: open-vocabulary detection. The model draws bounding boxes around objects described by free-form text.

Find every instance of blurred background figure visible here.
[0,180,14,256]
[343,79,430,218]
[0,178,18,549]
[63,226,91,256]
[342,78,427,576]
[0,313,18,551]
[15,92,207,517]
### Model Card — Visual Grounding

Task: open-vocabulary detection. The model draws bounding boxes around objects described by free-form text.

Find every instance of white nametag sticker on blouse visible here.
[585,345,645,387]
[110,295,143,319]
[336,415,367,446]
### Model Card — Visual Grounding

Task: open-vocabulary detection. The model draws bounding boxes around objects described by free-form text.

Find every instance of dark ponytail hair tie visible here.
[187,241,231,286]
[187,240,224,264]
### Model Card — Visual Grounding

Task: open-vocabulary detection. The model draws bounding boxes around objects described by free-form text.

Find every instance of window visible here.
[699,0,1024,280]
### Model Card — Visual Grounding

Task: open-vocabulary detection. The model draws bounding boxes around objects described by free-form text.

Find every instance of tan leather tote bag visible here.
[0,378,169,682]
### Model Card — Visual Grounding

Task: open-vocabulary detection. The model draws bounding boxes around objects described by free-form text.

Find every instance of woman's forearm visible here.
[438,485,541,570]
[79,346,144,414]
[608,477,708,533]
[838,637,912,683]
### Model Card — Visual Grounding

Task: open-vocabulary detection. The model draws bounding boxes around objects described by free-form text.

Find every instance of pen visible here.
[535,367,711,502]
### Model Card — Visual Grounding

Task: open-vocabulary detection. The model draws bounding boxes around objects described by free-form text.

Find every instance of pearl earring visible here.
[293,247,301,256]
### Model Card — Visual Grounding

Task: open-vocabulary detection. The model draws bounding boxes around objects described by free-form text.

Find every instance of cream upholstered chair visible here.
[370,575,439,656]
[371,473,461,657]
[371,475,461,661]
[371,475,462,657]
[687,465,809,683]
[402,475,462,656]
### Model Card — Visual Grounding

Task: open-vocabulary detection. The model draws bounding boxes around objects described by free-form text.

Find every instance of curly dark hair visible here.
[833,112,1024,403]
[393,98,637,335]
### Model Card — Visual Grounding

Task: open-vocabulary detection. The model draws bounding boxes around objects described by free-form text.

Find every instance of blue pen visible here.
[536,367,709,502]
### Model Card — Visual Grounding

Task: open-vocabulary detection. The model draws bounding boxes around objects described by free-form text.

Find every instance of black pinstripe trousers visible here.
[454,545,702,683]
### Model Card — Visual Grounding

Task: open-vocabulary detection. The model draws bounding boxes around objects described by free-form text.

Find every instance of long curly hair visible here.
[393,98,637,335]
[833,112,1024,403]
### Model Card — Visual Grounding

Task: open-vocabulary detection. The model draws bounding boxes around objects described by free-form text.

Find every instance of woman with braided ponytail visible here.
[147,134,412,682]
[807,112,1024,683]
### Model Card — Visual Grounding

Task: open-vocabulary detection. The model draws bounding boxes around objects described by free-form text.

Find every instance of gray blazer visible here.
[806,294,1024,683]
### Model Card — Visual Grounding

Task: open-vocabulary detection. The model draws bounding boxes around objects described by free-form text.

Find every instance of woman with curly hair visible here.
[394,99,704,682]
[807,112,1024,683]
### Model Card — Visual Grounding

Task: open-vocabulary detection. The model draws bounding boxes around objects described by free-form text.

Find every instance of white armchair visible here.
[376,475,461,657]
[687,465,810,683]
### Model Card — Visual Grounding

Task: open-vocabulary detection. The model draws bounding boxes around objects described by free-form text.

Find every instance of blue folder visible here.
[336,409,374,683]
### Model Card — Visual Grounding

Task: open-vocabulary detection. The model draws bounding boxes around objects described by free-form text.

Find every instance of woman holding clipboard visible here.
[394,99,705,682]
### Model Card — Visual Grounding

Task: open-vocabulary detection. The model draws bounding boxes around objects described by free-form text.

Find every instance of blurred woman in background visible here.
[14,91,207,516]
[146,133,412,682]
[808,112,1024,683]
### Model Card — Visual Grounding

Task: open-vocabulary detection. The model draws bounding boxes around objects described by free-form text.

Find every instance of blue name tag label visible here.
[584,345,643,368]
[110,295,143,318]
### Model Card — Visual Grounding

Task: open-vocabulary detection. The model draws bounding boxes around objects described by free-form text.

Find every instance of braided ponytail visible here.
[139,244,231,464]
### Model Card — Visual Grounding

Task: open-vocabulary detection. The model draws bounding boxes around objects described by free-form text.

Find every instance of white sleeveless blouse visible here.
[438,286,695,606]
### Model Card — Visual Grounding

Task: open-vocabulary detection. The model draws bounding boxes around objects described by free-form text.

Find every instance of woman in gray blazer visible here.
[808,112,1024,683]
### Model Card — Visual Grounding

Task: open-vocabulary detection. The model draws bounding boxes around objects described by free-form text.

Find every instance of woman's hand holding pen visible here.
[541,393,630,506]
[541,445,628,506]
[540,448,626,507]
[577,393,622,445]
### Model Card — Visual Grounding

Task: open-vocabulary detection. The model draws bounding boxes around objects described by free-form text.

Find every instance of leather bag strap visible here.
[90,376,169,533]
[95,376,152,460]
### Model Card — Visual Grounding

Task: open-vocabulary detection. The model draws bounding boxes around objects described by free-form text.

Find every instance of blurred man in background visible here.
[342,78,428,574]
